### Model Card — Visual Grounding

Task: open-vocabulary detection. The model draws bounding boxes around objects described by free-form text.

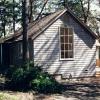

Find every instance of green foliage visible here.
[6,61,61,93]
[6,62,40,90]
[31,72,60,93]
[67,0,82,17]
[0,0,21,37]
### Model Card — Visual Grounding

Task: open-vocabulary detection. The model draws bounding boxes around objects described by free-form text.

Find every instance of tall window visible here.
[60,27,73,59]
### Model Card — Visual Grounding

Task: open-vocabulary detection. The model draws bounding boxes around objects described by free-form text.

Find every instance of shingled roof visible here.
[0,8,97,43]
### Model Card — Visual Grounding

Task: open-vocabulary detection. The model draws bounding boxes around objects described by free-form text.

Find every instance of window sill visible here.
[59,58,74,61]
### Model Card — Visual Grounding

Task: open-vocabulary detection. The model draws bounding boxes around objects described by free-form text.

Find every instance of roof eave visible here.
[67,8,98,39]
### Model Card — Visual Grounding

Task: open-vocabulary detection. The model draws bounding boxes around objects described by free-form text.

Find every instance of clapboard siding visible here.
[34,12,96,78]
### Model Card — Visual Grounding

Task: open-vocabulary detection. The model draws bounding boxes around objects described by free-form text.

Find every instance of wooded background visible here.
[0,0,100,63]
[0,0,100,37]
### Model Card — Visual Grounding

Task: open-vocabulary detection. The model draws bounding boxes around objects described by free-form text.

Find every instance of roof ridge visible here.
[67,8,97,38]
[29,9,66,38]
[0,8,97,43]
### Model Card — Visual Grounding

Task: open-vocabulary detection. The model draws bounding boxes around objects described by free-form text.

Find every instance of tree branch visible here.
[36,0,48,20]
[80,0,90,23]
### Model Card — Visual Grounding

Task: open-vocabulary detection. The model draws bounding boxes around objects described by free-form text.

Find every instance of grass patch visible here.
[0,92,18,100]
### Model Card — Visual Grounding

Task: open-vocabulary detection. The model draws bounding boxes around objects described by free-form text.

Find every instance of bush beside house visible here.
[5,61,61,93]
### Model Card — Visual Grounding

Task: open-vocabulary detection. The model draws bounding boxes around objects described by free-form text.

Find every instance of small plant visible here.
[30,72,60,93]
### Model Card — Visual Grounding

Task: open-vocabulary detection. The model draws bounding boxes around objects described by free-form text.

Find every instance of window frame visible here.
[59,26,74,61]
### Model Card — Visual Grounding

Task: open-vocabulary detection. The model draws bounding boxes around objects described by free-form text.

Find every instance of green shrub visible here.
[5,65,17,79]
[30,72,60,93]
[10,68,27,89]
[6,62,42,90]
[6,61,61,93]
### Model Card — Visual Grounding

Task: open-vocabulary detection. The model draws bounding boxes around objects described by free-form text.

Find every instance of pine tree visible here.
[22,0,28,63]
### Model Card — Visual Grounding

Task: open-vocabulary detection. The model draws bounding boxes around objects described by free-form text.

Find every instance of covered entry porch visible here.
[96,40,100,77]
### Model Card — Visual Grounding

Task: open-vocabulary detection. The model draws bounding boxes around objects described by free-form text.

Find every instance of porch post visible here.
[0,44,2,65]
[96,46,100,77]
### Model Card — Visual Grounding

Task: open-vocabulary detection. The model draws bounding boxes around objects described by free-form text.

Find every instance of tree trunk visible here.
[84,16,88,23]
[22,0,28,63]
[28,0,33,23]
[13,0,15,33]
[2,21,6,37]
[63,0,68,8]
[2,8,6,37]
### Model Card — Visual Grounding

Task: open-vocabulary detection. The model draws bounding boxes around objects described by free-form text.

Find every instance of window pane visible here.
[65,51,68,58]
[61,51,64,58]
[69,28,73,35]
[69,36,73,43]
[65,28,68,35]
[69,44,73,50]
[60,27,73,59]
[61,44,64,50]
[60,36,64,43]
[60,27,64,35]
[65,36,68,43]
[65,44,68,50]
[68,51,73,58]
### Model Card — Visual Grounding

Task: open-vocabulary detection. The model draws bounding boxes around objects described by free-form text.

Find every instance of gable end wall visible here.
[34,12,96,78]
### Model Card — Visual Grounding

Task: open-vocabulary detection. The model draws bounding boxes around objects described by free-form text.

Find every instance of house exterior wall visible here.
[9,41,23,65]
[34,13,96,78]
[8,39,34,66]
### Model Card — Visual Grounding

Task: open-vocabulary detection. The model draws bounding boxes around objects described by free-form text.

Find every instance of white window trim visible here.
[59,26,74,61]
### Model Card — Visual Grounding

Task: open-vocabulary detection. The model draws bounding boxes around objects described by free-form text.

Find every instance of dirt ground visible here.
[35,84,100,100]
[0,77,100,100]
[1,83,100,100]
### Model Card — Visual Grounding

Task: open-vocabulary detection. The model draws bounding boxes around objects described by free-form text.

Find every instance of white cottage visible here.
[0,8,99,79]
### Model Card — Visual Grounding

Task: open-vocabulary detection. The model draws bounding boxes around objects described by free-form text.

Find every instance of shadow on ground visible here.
[0,82,100,100]
[61,83,100,100]
[0,69,100,100]
[34,83,100,100]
